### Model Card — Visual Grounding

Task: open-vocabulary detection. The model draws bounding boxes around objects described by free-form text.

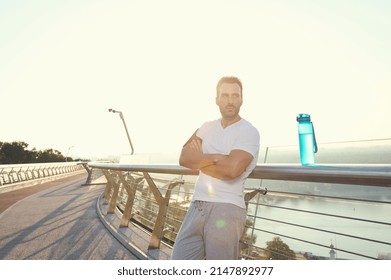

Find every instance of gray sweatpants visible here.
[171,200,247,260]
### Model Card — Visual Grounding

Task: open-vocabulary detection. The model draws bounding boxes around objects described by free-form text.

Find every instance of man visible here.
[171,76,260,260]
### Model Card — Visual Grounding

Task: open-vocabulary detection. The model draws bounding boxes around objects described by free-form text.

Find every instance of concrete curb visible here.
[95,193,148,260]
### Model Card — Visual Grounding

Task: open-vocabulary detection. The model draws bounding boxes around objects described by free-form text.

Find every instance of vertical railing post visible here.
[101,170,115,206]
[0,168,4,186]
[241,188,268,258]
[80,162,93,185]
[16,167,23,182]
[116,171,144,227]
[143,172,182,250]
[10,168,16,183]
[102,170,121,214]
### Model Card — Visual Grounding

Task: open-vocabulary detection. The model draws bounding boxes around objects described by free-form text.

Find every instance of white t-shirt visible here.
[192,118,260,208]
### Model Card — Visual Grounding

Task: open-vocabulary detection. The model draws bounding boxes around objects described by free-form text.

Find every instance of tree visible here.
[0,141,30,164]
[0,141,70,164]
[265,237,296,260]
[35,148,65,162]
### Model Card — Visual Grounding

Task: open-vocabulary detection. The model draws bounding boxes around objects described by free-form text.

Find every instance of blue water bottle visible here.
[297,113,318,165]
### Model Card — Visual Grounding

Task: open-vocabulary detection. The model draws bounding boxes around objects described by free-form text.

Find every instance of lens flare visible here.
[207,184,215,195]
[215,219,226,229]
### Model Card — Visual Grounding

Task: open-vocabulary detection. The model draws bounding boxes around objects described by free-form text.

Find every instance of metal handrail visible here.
[89,162,391,260]
[88,163,391,187]
[0,162,83,187]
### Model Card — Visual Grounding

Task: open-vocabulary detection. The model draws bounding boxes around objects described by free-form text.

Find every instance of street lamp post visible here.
[66,146,74,162]
[108,108,134,155]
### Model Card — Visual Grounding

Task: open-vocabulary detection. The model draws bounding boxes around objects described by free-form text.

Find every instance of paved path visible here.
[0,173,138,260]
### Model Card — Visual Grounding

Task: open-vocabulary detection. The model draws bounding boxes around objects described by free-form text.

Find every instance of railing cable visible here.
[253,228,377,260]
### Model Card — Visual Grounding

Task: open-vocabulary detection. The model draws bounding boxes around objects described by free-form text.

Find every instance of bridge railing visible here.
[0,162,84,187]
[88,162,391,260]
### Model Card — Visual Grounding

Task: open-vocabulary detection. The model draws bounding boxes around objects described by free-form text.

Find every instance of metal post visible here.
[66,146,74,162]
[109,109,134,155]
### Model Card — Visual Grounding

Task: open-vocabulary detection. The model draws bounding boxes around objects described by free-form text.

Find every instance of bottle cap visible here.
[297,113,311,122]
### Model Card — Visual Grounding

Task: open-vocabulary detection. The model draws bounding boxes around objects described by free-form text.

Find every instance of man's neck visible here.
[221,115,241,128]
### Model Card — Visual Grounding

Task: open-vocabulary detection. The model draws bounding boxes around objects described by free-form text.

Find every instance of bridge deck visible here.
[0,173,138,260]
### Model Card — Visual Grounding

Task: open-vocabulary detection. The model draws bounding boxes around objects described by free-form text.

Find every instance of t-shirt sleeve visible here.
[196,121,210,140]
[232,126,260,158]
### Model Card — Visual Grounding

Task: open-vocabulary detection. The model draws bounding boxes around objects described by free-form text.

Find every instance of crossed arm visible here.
[179,131,254,180]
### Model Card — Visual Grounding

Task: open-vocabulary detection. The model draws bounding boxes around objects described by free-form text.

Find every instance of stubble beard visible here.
[220,105,240,121]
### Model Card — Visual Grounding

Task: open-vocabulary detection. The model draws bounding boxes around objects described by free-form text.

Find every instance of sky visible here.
[1,0,390,160]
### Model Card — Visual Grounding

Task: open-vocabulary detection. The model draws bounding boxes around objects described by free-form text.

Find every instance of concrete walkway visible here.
[0,173,138,260]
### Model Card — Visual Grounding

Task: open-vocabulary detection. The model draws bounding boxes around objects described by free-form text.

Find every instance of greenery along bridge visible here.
[0,141,86,164]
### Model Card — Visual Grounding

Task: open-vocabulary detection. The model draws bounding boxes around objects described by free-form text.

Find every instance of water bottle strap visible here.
[312,123,318,153]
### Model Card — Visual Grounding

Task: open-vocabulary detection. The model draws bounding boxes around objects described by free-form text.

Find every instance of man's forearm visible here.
[200,157,239,180]
[180,149,223,170]
[179,138,252,180]
[200,150,253,180]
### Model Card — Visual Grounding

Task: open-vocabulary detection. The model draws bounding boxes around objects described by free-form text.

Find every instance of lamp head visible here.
[108,108,119,113]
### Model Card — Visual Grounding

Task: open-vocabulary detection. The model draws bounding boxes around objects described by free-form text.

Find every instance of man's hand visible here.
[179,133,226,170]
[179,133,206,170]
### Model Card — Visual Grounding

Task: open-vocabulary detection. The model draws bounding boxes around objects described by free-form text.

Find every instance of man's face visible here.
[216,82,243,119]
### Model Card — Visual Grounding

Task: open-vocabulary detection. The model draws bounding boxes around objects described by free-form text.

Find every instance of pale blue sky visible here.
[1,0,390,159]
